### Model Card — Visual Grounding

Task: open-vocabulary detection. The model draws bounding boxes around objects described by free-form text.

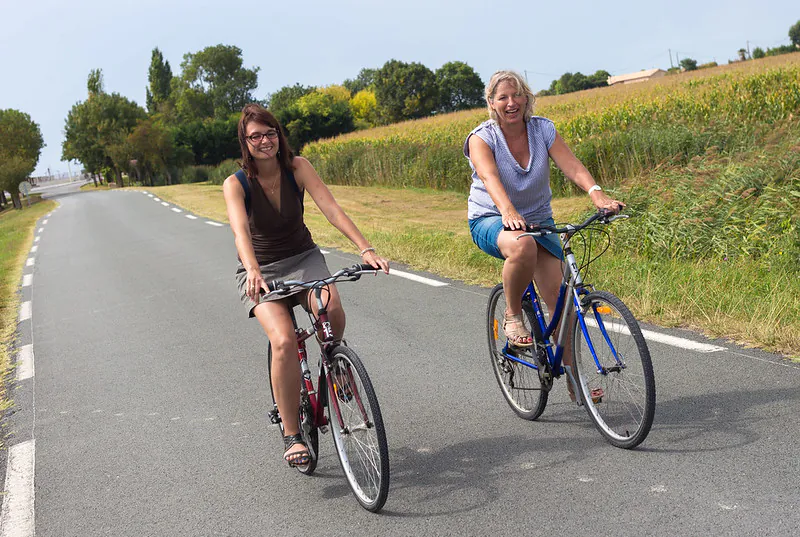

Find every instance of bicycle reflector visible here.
[493,319,499,340]
[595,306,612,314]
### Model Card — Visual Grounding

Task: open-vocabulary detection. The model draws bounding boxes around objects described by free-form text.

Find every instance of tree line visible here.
[58,44,485,188]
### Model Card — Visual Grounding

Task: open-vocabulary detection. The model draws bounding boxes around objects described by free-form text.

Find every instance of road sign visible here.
[19,180,31,196]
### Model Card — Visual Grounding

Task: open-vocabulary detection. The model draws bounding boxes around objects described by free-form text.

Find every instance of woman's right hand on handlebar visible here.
[501,209,527,231]
[245,267,266,302]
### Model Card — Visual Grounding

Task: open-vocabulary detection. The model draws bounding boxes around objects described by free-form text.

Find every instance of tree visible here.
[679,58,698,71]
[789,20,800,48]
[266,83,315,123]
[87,68,104,96]
[343,68,377,94]
[752,47,766,59]
[175,44,259,119]
[0,109,44,209]
[62,70,146,186]
[146,47,173,114]
[435,61,484,113]
[282,86,355,150]
[545,70,609,95]
[126,119,190,185]
[373,59,438,123]
[349,89,380,128]
[172,115,239,166]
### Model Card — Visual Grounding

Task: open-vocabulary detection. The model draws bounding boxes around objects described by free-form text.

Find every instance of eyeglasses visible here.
[246,130,279,143]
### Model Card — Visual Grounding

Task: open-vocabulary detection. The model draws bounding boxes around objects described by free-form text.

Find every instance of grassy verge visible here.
[0,199,58,442]
[80,181,111,191]
[144,183,799,359]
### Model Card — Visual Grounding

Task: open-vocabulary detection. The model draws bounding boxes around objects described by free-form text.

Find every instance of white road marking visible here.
[147,194,154,198]
[171,208,182,213]
[584,318,726,353]
[30,245,37,253]
[205,221,224,227]
[36,228,43,234]
[22,274,32,287]
[16,345,33,381]
[651,485,668,493]
[390,269,448,287]
[153,197,161,202]
[0,439,35,537]
[42,219,48,225]
[25,258,34,267]
[185,215,198,220]
[34,237,39,243]
[161,202,169,207]
[19,302,31,322]
[319,249,330,254]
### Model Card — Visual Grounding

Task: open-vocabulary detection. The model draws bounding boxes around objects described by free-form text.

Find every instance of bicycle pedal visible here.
[267,410,282,425]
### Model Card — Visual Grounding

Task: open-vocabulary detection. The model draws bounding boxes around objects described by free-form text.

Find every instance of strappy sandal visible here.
[568,386,604,405]
[503,312,534,348]
[283,433,311,468]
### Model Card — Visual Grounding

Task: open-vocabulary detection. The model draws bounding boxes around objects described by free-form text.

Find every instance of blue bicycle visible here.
[487,211,656,449]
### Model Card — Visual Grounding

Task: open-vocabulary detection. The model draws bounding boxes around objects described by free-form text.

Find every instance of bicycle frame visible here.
[289,286,370,435]
[498,230,623,384]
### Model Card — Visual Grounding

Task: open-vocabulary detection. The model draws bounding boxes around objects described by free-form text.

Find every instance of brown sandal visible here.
[503,312,534,347]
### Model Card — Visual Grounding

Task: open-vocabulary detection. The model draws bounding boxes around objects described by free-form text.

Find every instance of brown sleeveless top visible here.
[248,168,315,266]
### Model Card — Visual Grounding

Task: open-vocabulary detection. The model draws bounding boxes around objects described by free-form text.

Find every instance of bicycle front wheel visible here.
[267,343,319,475]
[326,344,389,512]
[487,284,548,420]
[572,291,656,449]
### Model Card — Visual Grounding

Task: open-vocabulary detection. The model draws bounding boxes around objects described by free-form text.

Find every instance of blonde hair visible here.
[485,70,536,122]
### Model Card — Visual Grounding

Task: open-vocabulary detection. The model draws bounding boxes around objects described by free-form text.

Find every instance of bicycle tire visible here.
[267,343,319,475]
[486,283,548,420]
[571,290,656,449]
[326,344,389,512]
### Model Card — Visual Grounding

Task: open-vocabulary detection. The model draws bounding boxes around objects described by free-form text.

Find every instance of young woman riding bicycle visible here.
[465,70,623,400]
[222,104,389,468]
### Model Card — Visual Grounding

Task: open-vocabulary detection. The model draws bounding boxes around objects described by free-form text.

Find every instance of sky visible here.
[1,0,796,177]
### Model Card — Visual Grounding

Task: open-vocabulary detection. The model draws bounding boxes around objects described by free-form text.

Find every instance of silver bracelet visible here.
[587,185,602,195]
[359,247,376,256]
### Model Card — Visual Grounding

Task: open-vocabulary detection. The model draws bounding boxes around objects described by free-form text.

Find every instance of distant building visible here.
[607,68,667,86]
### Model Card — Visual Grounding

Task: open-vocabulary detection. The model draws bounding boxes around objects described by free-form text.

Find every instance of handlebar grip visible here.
[354,263,378,272]
[503,223,540,232]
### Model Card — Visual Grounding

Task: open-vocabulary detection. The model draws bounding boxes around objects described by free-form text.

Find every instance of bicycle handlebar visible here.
[263,264,380,295]
[511,210,629,239]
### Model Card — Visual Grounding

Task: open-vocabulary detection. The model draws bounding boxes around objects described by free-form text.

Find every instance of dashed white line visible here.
[584,318,725,353]
[148,194,154,198]
[161,202,169,207]
[22,274,32,287]
[19,302,31,322]
[205,221,224,227]
[320,249,330,254]
[16,345,33,381]
[171,208,182,213]
[390,269,448,287]
[30,245,37,253]
[33,237,39,243]
[42,219,48,225]
[153,197,161,202]
[185,215,198,220]
[25,258,34,267]
[0,439,35,537]
[36,228,43,234]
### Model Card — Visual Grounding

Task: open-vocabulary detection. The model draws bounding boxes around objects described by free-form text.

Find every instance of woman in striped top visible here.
[465,70,623,357]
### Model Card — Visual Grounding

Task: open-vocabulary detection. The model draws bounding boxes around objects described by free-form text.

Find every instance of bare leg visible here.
[253,300,306,459]
[304,284,346,342]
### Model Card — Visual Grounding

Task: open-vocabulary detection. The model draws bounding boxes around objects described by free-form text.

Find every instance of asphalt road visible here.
[5,187,800,536]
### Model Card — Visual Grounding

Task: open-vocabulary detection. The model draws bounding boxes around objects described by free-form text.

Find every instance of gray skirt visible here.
[235,247,331,318]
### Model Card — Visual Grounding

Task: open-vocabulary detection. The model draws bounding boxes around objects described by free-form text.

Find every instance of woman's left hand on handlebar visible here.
[361,249,390,274]
[590,190,625,214]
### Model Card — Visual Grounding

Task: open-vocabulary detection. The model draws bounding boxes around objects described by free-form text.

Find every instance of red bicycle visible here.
[265,264,390,512]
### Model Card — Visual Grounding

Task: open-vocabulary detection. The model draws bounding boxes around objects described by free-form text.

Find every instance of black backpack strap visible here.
[234,169,251,216]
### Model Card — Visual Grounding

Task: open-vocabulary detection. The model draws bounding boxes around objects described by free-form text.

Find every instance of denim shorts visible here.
[468,215,564,261]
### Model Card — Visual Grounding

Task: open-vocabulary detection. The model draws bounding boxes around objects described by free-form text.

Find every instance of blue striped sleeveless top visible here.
[464,116,556,223]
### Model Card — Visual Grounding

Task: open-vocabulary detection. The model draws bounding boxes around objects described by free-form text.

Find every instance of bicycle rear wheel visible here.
[267,343,319,475]
[326,344,389,512]
[571,291,656,449]
[487,284,548,420]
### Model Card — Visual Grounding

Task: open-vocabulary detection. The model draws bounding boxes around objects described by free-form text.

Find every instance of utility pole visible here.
[669,49,674,68]
[524,70,529,83]
[746,40,751,58]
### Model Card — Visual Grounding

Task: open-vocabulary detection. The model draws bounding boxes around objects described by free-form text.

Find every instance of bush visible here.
[180,165,210,183]
[207,159,241,185]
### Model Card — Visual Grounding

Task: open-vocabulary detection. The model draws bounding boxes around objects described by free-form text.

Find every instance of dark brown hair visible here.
[237,103,295,179]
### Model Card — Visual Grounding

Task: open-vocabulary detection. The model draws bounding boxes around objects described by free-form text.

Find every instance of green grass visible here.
[0,199,58,444]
